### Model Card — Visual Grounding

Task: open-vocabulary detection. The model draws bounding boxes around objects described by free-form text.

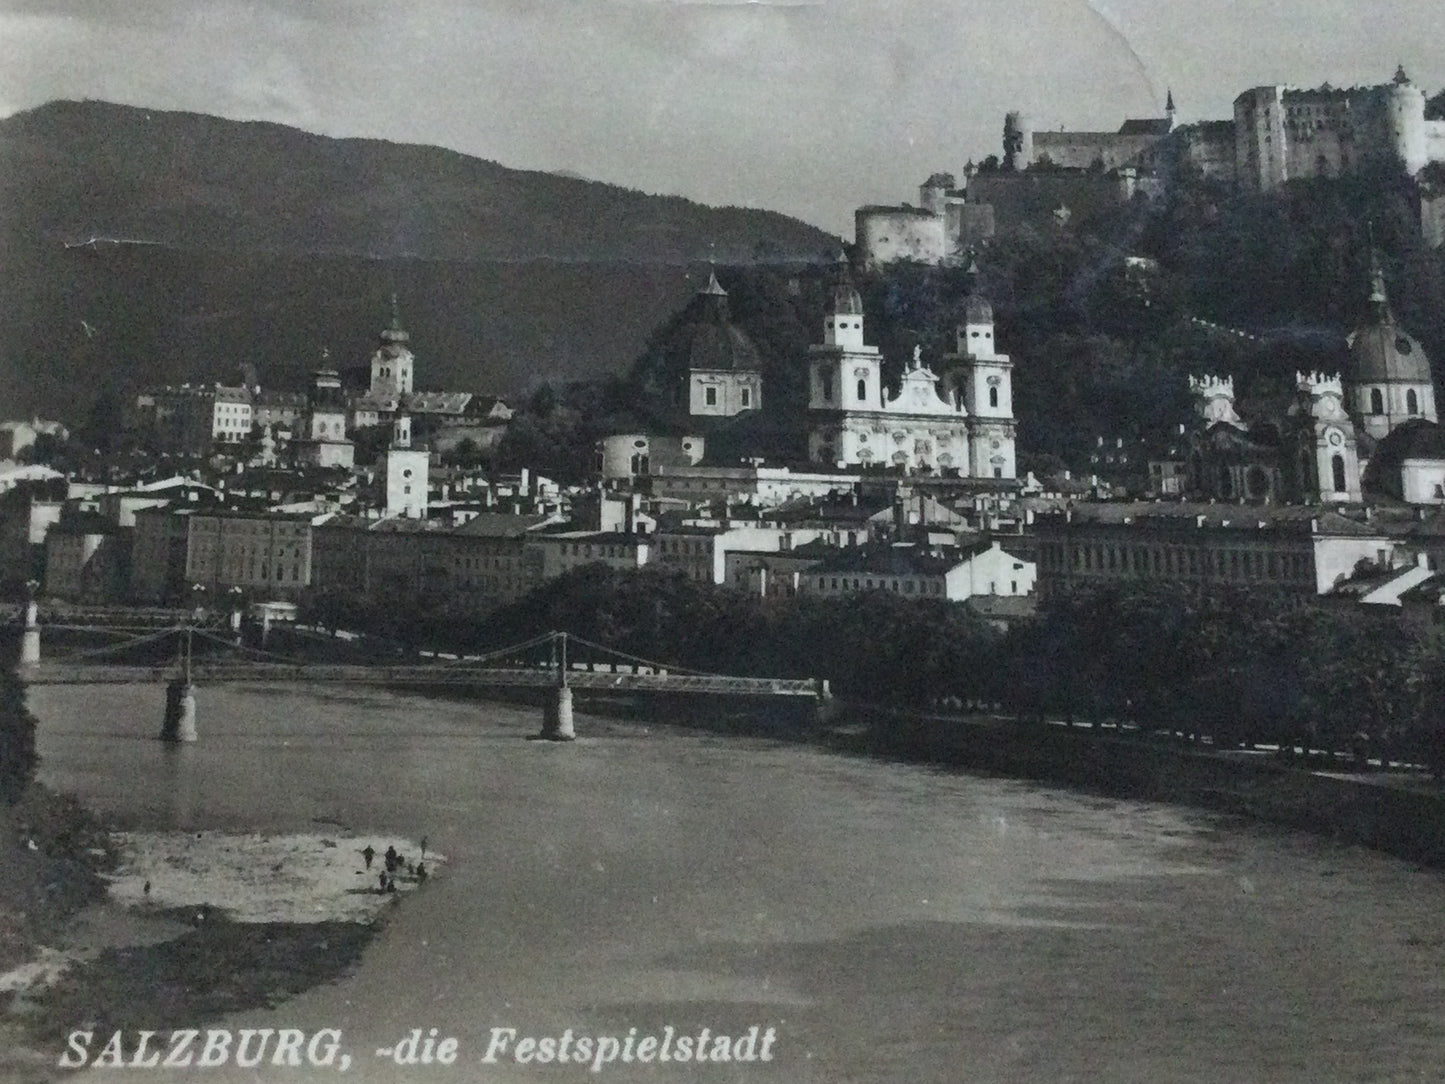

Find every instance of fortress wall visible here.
[967,172,1130,233]
[855,209,946,267]
[1425,122,1445,167]
[1033,132,1160,171]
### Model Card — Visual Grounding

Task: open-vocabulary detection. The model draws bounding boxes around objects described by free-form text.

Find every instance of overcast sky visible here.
[2,0,1442,235]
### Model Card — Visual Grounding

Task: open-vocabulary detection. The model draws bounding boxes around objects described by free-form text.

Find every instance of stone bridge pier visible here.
[160,680,198,743]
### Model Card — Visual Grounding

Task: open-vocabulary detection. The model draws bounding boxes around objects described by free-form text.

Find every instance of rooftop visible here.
[1035,502,1389,537]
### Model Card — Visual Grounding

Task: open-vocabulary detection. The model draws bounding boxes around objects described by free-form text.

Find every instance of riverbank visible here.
[0,822,438,1083]
[606,691,1445,869]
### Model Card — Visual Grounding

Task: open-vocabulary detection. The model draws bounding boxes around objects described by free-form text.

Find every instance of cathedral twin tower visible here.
[805,271,1017,479]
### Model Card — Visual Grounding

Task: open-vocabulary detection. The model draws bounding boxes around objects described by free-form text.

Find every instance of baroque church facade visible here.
[1186,257,1437,504]
[806,275,1016,479]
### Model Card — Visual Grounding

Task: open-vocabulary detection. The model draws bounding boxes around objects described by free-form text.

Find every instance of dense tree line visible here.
[0,649,38,803]
[304,567,1445,774]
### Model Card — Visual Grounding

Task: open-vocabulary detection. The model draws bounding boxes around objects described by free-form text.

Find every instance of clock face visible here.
[1327,430,1344,447]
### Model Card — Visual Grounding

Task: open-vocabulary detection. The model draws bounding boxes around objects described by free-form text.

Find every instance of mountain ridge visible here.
[0,99,840,419]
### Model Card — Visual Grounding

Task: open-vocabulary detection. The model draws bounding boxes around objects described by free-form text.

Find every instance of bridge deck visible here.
[19,663,822,698]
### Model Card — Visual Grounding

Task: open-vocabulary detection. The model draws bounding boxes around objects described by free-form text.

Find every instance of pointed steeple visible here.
[1369,248,1389,312]
[1165,88,1176,129]
[699,266,727,297]
[1365,223,1391,317]
[381,293,409,344]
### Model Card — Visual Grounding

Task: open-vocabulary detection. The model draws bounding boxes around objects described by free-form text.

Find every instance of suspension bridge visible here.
[8,602,828,742]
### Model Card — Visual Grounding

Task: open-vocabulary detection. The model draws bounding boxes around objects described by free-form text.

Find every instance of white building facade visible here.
[807,278,1016,479]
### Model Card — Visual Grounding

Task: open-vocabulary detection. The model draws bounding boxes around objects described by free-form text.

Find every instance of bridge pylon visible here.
[537,631,575,741]
[159,626,198,742]
[19,598,40,667]
[160,680,198,743]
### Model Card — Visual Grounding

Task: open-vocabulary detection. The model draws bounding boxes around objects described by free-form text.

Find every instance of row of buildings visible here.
[128,300,513,465]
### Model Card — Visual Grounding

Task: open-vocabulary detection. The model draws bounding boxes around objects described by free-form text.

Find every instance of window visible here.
[740,388,751,408]
[1371,388,1384,414]
[705,387,718,407]
[821,372,833,401]
[857,379,867,403]
[1408,389,1420,415]
[1331,454,1347,493]
[988,387,999,409]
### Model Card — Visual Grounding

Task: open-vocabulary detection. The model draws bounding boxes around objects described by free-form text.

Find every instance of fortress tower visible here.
[1387,66,1430,177]
[1003,112,1034,172]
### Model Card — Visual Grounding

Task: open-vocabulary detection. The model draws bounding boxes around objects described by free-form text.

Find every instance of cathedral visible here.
[1185,255,1437,504]
[806,272,1017,478]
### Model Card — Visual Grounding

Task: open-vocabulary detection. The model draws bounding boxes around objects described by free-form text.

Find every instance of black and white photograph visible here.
[3,1,1445,1080]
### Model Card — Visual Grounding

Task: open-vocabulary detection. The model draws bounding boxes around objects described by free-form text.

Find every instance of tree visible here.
[0,664,37,802]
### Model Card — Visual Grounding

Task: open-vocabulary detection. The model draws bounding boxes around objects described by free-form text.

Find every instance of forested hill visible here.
[0,100,840,419]
[536,160,1445,487]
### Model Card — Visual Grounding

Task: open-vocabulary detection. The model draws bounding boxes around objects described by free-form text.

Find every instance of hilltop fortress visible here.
[858,68,1445,266]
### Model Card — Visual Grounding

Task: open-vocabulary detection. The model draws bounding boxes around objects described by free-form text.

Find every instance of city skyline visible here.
[2,0,1444,235]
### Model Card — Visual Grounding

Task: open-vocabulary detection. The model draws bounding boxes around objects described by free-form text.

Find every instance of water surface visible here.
[29,683,1445,1083]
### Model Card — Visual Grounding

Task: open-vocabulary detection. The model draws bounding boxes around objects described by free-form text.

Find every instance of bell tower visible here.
[939,277,1016,480]
[384,410,429,518]
[1296,371,1362,503]
[807,259,884,466]
[370,294,415,399]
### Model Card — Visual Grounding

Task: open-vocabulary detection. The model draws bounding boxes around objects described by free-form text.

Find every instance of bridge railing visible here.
[21,660,822,697]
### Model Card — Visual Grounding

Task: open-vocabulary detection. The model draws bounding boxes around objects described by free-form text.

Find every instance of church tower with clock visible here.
[1294,371,1364,503]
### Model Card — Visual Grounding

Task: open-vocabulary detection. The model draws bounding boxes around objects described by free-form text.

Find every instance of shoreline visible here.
[0,825,439,1084]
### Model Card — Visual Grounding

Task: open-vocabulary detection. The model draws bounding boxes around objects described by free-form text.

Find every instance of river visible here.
[26,682,1445,1083]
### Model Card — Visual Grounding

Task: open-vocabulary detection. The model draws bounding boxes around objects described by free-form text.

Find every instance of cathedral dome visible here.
[687,275,761,373]
[964,294,993,324]
[1349,319,1431,384]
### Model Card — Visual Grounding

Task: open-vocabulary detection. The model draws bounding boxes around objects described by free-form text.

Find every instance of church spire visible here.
[1166,87,1176,127]
[381,294,409,344]
[1365,224,1391,318]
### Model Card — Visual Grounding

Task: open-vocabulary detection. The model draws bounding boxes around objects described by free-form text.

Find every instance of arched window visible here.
[857,378,867,403]
[1408,389,1419,415]
[1370,388,1384,414]
[1219,464,1233,498]
[1332,454,1347,493]
[988,386,999,409]
[821,371,833,402]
